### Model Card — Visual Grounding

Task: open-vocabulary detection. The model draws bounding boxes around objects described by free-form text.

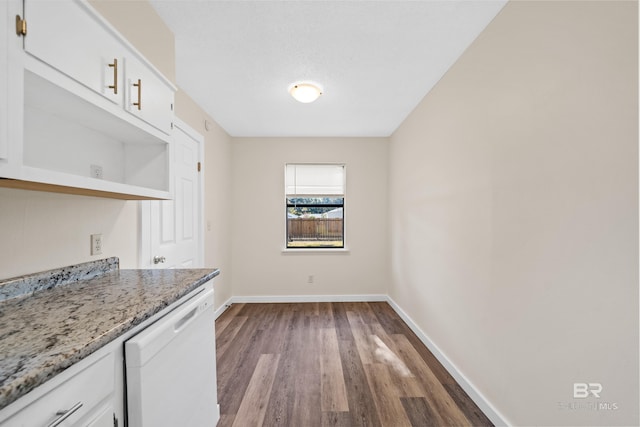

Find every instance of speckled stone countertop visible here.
[0,258,220,410]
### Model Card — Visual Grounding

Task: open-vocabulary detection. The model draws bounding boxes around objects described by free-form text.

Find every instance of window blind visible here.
[285,164,345,196]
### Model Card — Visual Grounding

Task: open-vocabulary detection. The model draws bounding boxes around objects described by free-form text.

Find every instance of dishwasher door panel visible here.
[125,285,218,427]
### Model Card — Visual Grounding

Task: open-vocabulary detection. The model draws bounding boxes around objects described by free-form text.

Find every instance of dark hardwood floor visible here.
[215,302,493,427]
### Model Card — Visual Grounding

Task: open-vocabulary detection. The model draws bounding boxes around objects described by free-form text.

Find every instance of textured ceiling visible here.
[150,1,507,137]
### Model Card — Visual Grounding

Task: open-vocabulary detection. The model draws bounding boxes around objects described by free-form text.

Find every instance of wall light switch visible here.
[91,234,103,255]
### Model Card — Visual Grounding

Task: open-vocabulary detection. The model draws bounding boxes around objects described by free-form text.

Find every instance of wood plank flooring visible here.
[215,302,493,427]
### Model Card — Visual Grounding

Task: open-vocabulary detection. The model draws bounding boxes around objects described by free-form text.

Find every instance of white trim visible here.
[138,201,151,268]
[386,296,510,427]
[283,162,348,252]
[173,117,202,146]
[214,297,233,319]
[228,294,387,304]
[281,248,350,254]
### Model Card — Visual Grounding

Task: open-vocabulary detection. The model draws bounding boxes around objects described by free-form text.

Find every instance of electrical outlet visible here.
[91,234,103,255]
[90,164,103,179]
[307,275,314,284]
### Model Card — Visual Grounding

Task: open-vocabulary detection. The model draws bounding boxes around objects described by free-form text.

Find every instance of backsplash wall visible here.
[0,188,138,280]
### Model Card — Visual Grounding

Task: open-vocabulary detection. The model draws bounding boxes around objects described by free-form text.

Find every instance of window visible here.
[285,164,345,249]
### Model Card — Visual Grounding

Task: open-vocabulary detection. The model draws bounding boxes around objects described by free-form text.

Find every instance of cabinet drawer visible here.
[3,353,115,427]
[85,403,114,427]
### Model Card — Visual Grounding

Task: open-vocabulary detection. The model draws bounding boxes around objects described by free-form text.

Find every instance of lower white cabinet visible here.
[86,404,116,427]
[2,353,117,427]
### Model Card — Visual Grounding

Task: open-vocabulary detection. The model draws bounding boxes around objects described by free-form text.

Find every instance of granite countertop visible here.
[0,258,220,411]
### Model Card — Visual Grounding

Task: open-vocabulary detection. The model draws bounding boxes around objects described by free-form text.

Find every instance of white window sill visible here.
[282,247,351,254]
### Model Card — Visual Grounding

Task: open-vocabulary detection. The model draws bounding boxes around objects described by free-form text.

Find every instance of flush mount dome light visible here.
[289,83,323,103]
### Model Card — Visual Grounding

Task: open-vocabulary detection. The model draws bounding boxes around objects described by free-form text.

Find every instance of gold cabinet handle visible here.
[108,59,118,94]
[133,79,142,110]
[16,15,27,36]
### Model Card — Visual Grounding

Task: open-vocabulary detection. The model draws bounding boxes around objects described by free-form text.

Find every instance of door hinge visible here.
[16,15,27,36]
[197,162,201,172]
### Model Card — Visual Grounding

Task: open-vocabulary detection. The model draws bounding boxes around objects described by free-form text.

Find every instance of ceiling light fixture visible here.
[289,83,323,103]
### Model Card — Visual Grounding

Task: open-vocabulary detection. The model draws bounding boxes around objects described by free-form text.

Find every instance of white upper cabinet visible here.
[23,0,175,135]
[0,0,176,200]
[124,56,175,135]
[23,0,124,106]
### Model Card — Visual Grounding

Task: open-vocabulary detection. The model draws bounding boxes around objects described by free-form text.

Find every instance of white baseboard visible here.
[214,296,234,319]
[214,404,220,427]
[229,294,388,303]
[385,296,510,427]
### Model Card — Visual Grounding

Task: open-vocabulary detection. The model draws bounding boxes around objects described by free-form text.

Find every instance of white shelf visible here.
[22,70,170,196]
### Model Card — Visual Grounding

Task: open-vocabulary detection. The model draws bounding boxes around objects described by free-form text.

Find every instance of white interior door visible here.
[140,120,203,269]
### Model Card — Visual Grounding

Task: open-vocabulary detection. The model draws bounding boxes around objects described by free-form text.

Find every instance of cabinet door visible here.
[83,404,114,427]
[1,353,115,427]
[125,56,174,135]
[23,0,123,105]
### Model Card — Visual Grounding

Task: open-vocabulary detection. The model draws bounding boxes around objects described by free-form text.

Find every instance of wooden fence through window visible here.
[287,218,343,241]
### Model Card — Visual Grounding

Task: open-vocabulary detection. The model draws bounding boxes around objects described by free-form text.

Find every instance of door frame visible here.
[138,117,205,268]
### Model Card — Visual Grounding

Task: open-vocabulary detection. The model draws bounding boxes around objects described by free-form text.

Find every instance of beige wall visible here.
[0,189,139,278]
[389,1,638,426]
[231,137,389,298]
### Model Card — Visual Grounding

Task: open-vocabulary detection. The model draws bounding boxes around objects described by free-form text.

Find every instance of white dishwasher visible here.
[124,283,219,427]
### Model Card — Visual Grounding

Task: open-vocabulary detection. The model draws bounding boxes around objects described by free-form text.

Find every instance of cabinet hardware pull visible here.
[153,255,166,264]
[133,79,142,110]
[48,402,83,427]
[108,59,118,94]
[16,15,27,36]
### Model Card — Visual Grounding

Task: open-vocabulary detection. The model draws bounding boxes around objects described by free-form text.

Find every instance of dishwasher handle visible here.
[174,307,197,332]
